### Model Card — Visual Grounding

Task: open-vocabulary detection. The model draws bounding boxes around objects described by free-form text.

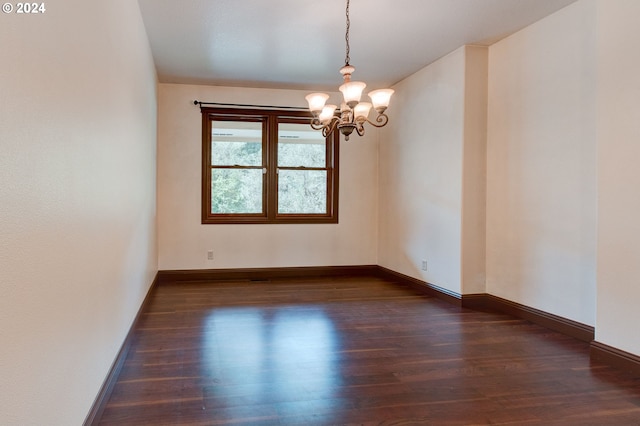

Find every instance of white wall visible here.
[486,0,597,326]
[378,46,487,295]
[595,0,640,355]
[157,84,378,270]
[0,1,158,425]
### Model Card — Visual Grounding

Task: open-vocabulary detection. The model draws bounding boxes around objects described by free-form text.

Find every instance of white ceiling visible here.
[137,0,577,92]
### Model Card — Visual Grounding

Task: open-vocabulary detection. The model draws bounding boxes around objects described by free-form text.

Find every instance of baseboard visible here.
[461,293,594,343]
[370,267,594,343]
[157,265,379,284]
[375,266,462,306]
[459,293,490,310]
[83,273,159,426]
[591,341,640,375]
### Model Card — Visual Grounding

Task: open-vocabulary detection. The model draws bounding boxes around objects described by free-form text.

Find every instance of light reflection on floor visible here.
[202,306,341,414]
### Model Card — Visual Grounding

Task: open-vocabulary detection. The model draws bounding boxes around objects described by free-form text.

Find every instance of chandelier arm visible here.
[324,118,340,138]
[310,116,337,129]
[309,119,325,131]
[310,116,340,136]
[364,113,389,128]
[355,122,366,137]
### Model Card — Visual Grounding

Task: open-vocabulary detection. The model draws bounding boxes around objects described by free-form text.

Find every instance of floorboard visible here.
[98,275,640,425]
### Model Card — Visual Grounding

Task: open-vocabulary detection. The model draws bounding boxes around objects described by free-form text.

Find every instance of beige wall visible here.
[157,84,378,270]
[487,0,640,352]
[378,47,464,293]
[462,46,489,295]
[595,0,640,355]
[0,1,158,425]
[486,0,598,326]
[380,0,639,354]
[378,46,487,295]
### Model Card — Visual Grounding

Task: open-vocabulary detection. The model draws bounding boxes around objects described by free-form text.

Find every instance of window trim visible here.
[201,107,339,224]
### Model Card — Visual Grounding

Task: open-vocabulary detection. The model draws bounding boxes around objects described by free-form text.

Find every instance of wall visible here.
[378,46,487,295]
[486,0,597,326]
[461,46,488,295]
[595,0,640,355]
[0,1,158,425]
[157,84,378,270]
[379,0,639,356]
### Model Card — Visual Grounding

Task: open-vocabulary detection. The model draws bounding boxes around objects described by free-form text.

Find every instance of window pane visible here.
[211,120,262,166]
[278,122,326,168]
[211,169,263,214]
[278,170,327,214]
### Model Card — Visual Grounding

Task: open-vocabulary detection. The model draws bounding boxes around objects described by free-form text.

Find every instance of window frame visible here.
[201,107,339,224]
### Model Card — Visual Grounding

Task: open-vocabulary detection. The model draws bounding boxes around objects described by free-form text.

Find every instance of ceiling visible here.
[137,0,577,92]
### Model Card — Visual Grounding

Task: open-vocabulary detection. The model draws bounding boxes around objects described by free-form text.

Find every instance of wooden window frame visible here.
[201,107,339,224]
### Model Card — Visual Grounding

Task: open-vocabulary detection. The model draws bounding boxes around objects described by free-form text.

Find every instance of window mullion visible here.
[266,115,278,221]
[202,113,213,223]
[211,165,264,170]
[327,131,338,216]
[277,166,326,171]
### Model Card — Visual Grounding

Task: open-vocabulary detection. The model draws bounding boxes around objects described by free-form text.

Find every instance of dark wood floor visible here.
[98,275,640,425]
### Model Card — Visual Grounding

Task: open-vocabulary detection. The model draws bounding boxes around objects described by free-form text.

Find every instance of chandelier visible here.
[305,0,394,141]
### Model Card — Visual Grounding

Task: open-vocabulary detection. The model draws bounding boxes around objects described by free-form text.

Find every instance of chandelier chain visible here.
[344,0,350,66]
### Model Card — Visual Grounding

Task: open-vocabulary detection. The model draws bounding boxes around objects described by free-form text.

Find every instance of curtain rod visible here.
[193,100,309,111]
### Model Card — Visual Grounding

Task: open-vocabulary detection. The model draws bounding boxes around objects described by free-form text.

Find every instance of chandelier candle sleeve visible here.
[305,0,393,140]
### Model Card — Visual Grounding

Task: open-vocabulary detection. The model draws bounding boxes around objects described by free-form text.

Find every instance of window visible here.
[201,107,339,224]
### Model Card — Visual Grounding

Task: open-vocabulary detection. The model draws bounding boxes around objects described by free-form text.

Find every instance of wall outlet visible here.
[207,250,214,260]
[421,260,428,271]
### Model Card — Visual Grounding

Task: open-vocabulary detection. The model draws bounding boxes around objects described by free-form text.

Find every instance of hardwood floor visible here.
[97,276,640,425]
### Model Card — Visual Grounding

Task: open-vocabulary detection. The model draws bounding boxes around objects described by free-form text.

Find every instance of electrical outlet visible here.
[421,260,428,271]
[207,250,214,260]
